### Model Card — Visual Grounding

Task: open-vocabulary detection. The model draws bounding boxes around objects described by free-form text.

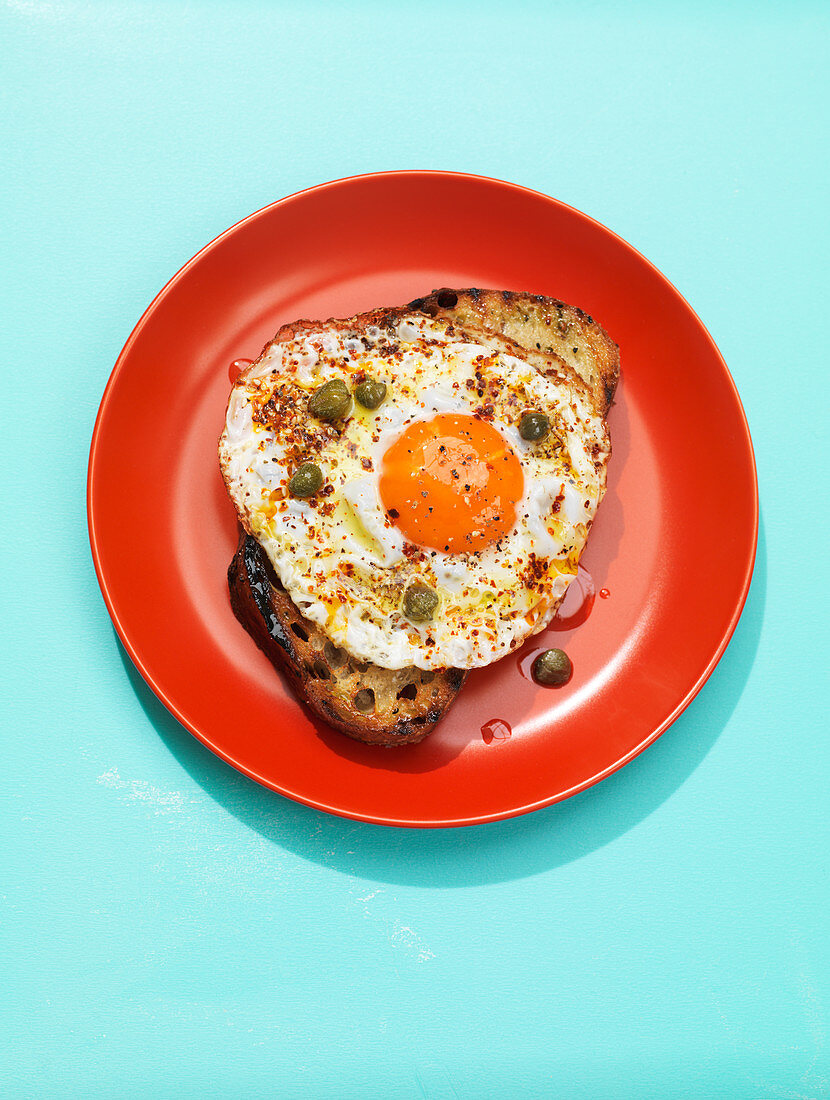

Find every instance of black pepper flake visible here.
[388,508,399,519]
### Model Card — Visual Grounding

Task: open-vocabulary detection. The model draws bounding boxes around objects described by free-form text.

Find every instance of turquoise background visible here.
[3,1,828,1096]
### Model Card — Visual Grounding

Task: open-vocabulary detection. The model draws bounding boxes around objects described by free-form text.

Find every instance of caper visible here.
[519,412,551,442]
[403,585,439,623]
[308,378,351,420]
[288,462,323,497]
[532,648,572,686]
[354,379,387,410]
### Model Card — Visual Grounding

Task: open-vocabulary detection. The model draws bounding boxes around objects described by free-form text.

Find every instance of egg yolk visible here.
[379,414,524,553]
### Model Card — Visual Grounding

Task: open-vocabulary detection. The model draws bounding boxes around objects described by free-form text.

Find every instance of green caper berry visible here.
[308,378,351,420]
[532,648,572,686]
[519,412,551,442]
[403,585,439,623]
[354,379,387,410]
[288,462,323,497]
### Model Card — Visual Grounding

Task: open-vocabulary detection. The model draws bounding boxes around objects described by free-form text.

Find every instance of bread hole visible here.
[437,290,458,309]
[291,623,309,642]
[353,689,375,714]
[323,641,345,667]
[420,671,435,684]
[397,683,418,701]
[313,660,330,680]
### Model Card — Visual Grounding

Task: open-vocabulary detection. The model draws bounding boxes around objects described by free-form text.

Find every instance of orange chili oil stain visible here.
[548,563,595,631]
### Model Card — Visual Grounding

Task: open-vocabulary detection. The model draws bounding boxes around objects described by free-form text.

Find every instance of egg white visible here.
[219,315,609,670]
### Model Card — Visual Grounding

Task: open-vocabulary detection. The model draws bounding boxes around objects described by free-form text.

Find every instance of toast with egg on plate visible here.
[221,290,619,746]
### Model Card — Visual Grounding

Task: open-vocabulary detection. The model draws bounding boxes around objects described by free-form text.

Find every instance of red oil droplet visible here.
[228,357,253,383]
[481,719,512,744]
[548,563,595,631]
[599,587,610,599]
[518,651,538,682]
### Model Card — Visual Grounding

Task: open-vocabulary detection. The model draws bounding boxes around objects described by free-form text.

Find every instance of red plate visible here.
[87,172,757,828]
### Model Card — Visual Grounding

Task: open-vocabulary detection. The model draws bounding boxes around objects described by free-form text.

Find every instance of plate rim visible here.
[87,170,759,828]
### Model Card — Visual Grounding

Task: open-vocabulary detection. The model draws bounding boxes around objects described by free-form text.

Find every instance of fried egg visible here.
[219,313,609,670]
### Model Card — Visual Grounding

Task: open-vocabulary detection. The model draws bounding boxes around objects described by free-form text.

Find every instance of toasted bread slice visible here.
[224,288,618,746]
[409,288,619,416]
[228,532,468,746]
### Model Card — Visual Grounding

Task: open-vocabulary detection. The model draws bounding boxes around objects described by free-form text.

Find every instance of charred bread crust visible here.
[409,288,620,416]
[228,532,467,746]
